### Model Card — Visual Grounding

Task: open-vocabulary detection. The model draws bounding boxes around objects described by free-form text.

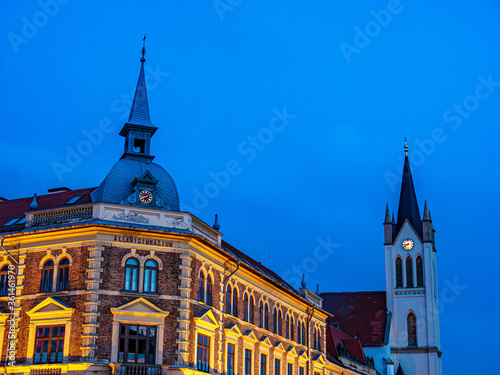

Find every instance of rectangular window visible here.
[299,367,304,375]
[227,343,235,375]
[118,324,156,364]
[197,334,210,372]
[34,325,65,363]
[287,363,293,375]
[260,354,267,375]
[275,359,281,375]
[245,349,252,375]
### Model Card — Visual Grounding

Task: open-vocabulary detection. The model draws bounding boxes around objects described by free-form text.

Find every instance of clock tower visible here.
[383,141,442,375]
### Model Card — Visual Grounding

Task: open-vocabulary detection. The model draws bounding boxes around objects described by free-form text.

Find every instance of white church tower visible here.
[383,141,442,375]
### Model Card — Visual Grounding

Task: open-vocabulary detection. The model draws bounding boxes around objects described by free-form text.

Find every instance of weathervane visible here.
[404,137,408,156]
[141,34,146,62]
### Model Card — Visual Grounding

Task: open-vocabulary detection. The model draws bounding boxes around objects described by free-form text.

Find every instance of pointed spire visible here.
[395,140,422,238]
[315,284,320,295]
[30,193,38,210]
[301,274,307,288]
[127,35,154,127]
[423,200,431,221]
[384,203,392,223]
[213,214,220,230]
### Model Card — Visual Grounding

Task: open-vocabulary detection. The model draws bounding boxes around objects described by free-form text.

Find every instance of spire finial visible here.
[213,213,220,230]
[404,137,408,156]
[141,34,147,62]
[301,274,307,288]
[30,193,38,210]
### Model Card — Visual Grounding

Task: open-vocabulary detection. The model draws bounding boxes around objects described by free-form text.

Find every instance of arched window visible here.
[317,329,321,351]
[226,285,232,314]
[277,310,282,336]
[144,259,158,293]
[290,316,294,341]
[0,265,9,296]
[297,320,301,344]
[41,260,54,292]
[124,258,139,292]
[407,312,417,346]
[406,256,414,288]
[232,287,238,316]
[301,322,305,345]
[259,302,264,328]
[264,304,269,330]
[313,328,317,350]
[285,315,290,339]
[198,271,205,302]
[395,258,403,287]
[273,308,277,333]
[206,274,212,306]
[57,258,70,291]
[249,296,254,324]
[416,256,424,287]
[243,294,249,321]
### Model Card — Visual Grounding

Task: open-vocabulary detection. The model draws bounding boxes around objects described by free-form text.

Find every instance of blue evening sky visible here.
[1,1,499,373]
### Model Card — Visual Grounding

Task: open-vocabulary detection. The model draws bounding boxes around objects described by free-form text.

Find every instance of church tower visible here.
[384,141,442,375]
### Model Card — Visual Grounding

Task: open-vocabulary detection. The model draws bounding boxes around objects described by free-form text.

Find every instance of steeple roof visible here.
[395,154,422,239]
[127,56,154,127]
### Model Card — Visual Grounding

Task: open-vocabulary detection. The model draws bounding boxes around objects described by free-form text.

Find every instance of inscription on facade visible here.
[113,235,173,247]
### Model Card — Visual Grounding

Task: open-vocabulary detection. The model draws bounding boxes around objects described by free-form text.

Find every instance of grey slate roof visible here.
[128,59,154,127]
[395,155,422,239]
[91,158,179,211]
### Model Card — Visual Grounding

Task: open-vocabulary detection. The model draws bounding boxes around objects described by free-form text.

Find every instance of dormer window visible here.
[134,139,145,153]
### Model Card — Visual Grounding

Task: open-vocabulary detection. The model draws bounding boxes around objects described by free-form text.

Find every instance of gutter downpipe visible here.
[306,304,315,375]
[220,258,240,375]
[1,235,19,368]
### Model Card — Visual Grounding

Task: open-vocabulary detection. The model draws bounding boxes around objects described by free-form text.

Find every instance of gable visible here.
[26,297,74,319]
[111,298,169,317]
[194,308,219,330]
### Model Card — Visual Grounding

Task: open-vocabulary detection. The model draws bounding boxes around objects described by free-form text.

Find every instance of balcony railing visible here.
[117,364,162,375]
[30,369,62,375]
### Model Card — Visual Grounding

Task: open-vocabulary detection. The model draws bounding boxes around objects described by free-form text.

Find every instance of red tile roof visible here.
[326,324,366,362]
[0,187,96,232]
[321,291,388,347]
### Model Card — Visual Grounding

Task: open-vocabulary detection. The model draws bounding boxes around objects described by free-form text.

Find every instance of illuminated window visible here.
[244,294,249,322]
[273,308,277,333]
[406,256,414,288]
[249,295,254,324]
[407,313,417,347]
[124,258,139,292]
[259,302,264,328]
[198,271,205,302]
[275,359,281,375]
[232,288,238,317]
[0,265,10,296]
[264,304,269,330]
[118,324,156,364]
[245,349,252,375]
[40,260,54,292]
[206,274,212,306]
[143,260,158,293]
[285,314,290,339]
[197,334,210,372]
[416,256,424,287]
[226,285,232,314]
[34,325,65,363]
[227,343,235,375]
[57,258,70,291]
[260,354,267,375]
[395,258,403,287]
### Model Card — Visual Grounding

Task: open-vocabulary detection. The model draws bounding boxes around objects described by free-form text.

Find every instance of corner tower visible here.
[384,140,442,375]
[92,40,180,210]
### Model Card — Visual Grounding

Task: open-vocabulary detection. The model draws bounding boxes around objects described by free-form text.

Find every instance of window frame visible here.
[416,256,424,287]
[124,257,140,292]
[406,256,414,288]
[40,260,54,293]
[118,323,157,364]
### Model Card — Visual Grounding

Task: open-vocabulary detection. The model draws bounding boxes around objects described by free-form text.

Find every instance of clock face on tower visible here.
[138,190,153,204]
[402,238,414,251]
